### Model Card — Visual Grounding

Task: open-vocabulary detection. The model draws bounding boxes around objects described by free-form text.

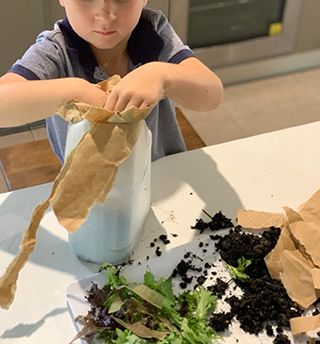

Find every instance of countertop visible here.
[0,121,320,343]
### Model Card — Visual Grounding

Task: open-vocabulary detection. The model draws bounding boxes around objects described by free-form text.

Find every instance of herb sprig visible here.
[225,257,252,282]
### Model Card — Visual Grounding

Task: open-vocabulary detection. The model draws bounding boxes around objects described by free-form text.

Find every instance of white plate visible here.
[67,233,308,344]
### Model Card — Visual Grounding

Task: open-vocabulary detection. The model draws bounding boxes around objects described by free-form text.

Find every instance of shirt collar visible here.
[58,14,164,74]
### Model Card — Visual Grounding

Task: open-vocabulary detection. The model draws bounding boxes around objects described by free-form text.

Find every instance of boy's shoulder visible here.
[130,7,192,65]
[142,7,169,31]
[35,20,67,47]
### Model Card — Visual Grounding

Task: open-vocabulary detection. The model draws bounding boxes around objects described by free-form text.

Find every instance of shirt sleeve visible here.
[150,10,194,64]
[9,30,67,80]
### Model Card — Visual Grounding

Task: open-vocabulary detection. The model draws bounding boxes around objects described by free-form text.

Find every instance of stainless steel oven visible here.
[148,0,317,84]
[168,0,303,67]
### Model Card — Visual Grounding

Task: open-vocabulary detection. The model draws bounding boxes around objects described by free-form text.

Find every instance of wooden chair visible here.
[175,107,206,150]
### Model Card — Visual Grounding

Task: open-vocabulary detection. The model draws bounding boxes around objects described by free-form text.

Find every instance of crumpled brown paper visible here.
[279,249,317,309]
[290,314,320,336]
[59,76,150,125]
[51,121,142,231]
[237,209,285,229]
[237,188,320,335]
[264,225,296,280]
[0,75,153,309]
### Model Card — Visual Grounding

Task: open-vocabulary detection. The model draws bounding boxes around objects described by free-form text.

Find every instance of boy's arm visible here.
[0,73,106,127]
[162,57,223,111]
[104,57,222,113]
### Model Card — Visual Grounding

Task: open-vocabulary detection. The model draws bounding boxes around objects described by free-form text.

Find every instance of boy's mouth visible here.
[95,30,116,36]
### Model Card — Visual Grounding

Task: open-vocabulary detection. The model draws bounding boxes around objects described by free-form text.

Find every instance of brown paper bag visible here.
[50,121,141,231]
[299,189,320,226]
[0,76,153,309]
[311,268,320,289]
[289,221,320,268]
[237,209,285,229]
[264,225,296,280]
[290,314,320,336]
[279,249,317,308]
[282,206,303,224]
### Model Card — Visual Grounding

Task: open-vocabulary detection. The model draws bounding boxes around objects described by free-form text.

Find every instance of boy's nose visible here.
[96,0,117,21]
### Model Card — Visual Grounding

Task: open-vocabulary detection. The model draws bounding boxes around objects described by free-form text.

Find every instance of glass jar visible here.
[64,120,152,264]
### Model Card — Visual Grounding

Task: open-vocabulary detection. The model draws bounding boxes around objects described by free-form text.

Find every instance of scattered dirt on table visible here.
[207,277,228,298]
[182,212,305,343]
[132,211,307,342]
[191,210,234,233]
[211,224,303,342]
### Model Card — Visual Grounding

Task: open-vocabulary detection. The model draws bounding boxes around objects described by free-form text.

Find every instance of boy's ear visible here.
[59,0,65,7]
[144,0,148,6]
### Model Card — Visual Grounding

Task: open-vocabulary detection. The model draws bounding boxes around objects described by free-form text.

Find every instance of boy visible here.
[0,0,223,163]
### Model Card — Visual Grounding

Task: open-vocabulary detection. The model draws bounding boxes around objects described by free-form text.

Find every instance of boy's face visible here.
[59,0,147,51]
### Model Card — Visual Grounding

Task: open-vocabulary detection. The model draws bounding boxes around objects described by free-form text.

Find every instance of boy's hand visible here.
[104,63,164,113]
[79,79,106,108]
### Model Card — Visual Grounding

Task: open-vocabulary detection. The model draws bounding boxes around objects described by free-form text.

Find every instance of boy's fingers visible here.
[141,100,154,108]
[125,98,144,110]
[104,92,119,112]
[112,94,131,113]
[113,95,145,113]
[102,93,109,107]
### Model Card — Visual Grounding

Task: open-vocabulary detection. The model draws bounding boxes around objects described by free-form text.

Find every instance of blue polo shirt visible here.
[9,8,193,163]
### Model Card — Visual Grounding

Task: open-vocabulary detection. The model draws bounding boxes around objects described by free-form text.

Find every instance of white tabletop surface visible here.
[0,121,320,343]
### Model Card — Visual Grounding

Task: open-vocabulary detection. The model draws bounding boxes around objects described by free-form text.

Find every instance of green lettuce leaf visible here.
[144,271,175,304]
[226,257,252,282]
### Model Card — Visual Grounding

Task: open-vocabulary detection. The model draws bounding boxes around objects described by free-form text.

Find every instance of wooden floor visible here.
[0,139,61,191]
[0,110,205,192]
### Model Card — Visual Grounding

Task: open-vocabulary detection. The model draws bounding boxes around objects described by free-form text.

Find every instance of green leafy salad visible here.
[70,265,220,344]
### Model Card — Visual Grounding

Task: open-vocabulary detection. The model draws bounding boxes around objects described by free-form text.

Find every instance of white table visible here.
[0,122,319,343]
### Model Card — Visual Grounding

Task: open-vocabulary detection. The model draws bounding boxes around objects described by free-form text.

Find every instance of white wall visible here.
[0,1,47,75]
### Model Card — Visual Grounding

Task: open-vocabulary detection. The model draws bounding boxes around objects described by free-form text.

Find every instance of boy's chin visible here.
[89,42,116,50]
[89,38,122,50]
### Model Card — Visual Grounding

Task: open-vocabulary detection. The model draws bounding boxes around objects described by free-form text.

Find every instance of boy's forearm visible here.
[0,78,104,127]
[152,59,223,112]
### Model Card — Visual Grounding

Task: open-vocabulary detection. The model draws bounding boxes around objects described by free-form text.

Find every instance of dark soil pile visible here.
[188,211,306,343]
[212,225,303,341]
[191,210,234,234]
